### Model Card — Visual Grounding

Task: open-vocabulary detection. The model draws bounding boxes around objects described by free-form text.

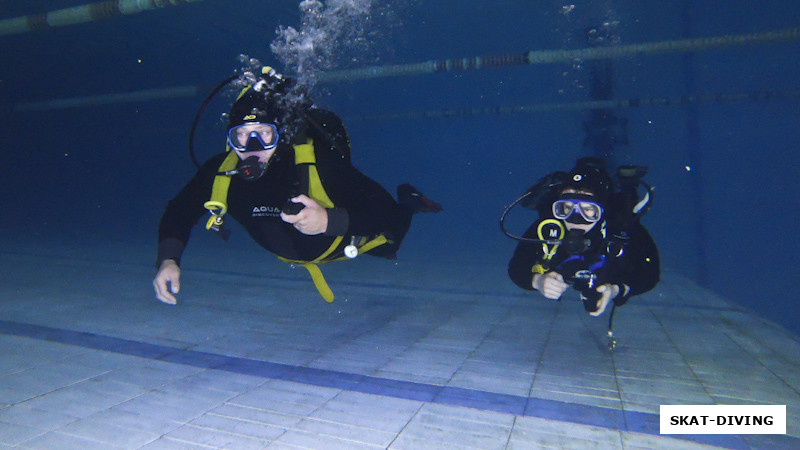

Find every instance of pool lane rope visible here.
[14,86,799,116]
[343,88,800,122]
[6,27,800,113]
[0,0,203,36]
[317,27,800,82]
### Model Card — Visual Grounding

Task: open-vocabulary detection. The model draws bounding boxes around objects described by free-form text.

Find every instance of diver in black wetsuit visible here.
[506,157,659,316]
[153,67,442,305]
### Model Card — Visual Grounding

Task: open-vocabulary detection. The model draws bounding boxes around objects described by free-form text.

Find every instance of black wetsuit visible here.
[508,216,660,307]
[157,110,411,267]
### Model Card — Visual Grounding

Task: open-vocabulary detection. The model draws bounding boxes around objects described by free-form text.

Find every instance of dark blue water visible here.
[0,1,798,335]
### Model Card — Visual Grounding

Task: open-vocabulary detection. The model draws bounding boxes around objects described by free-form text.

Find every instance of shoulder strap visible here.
[293,138,334,208]
[203,151,239,234]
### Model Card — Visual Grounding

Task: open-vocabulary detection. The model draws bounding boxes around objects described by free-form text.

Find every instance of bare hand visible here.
[589,284,620,317]
[533,272,569,299]
[280,195,328,235]
[153,259,180,305]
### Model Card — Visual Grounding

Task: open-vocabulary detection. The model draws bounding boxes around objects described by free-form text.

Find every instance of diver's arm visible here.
[612,223,660,305]
[153,154,225,305]
[156,237,185,268]
[153,155,223,304]
[589,284,620,316]
[156,200,204,268]
[533,271,569,299]
[155,155,223,268]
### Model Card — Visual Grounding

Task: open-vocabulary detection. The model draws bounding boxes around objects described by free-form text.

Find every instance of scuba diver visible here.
[153,66,442,305]
[504,157,660,318]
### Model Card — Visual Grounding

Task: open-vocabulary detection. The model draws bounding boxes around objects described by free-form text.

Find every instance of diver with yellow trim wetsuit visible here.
[153,67,442,305]
[505,157,659,318]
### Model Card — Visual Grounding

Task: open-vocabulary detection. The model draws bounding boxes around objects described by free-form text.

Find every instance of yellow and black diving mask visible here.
[553,195,603,223]
[227,122,279,152]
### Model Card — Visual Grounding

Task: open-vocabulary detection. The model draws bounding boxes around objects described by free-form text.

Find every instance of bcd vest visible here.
[203,138,389,303]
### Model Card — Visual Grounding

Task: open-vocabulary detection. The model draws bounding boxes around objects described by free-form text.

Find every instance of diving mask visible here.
[552,197,603,223]
[227,123,279,152]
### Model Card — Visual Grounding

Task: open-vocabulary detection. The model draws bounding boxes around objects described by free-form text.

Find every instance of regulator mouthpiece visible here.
[237,156,268,181]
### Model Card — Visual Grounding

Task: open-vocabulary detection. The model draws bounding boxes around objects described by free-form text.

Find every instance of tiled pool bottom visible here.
[0,246,797,449]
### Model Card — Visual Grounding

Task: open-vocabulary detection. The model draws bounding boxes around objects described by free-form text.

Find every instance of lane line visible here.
[0,320,762,448]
